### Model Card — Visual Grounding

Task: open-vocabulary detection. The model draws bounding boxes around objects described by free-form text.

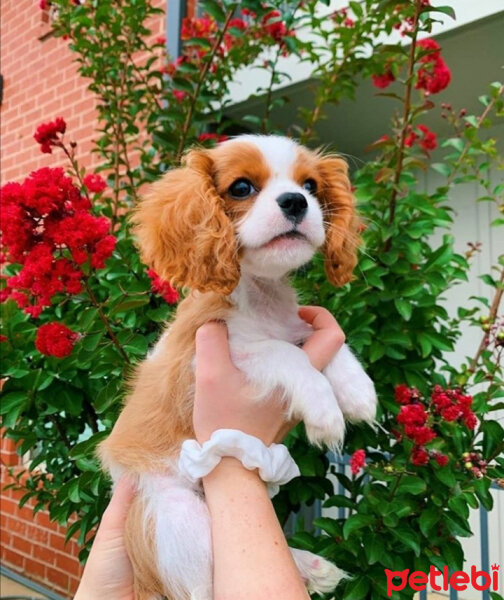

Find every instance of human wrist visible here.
[178,429,300,496]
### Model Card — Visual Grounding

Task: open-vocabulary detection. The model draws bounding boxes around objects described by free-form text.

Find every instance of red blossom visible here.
[172,90,187,102]
[405,425,436,445]
[411,446,430,466]
[431,385,477,430]
[35,322,79,358]
[147,269,179,304]
[372,71,396,89]
[83,173,107,194]
[395,384,413,404]
[34,118,66,154]
[241,7,256,18]
[162,56,185,77]
[344,18,355,27]
[0,167,115,317]
[181,16,217,41]
[415,38,451,95]
[349,449,366,475]
[464,412,477,430]
[397,403,427,427]
[262,10,288,42]
[434,453,449,467]
[197,132,229,144]
[156,36,166,45]
[0,335,7,343]
[417,124,437,151]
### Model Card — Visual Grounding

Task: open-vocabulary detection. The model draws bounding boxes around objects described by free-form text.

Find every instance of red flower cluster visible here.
[350,449,366,475]
[416,38,451,95]
[262,10,290,42]
[197,133,229,144]
[1,166,116,317]
[431,385,477,430]
[83,173,107,194]
[404,124,437,152]
[34,117,66,154]
[181,16,217,41]
[35,322,79,358]
[147,269,179,304]
[397,403,436,446]
[224,17,248,50]
[394,383,476,468]
[372,70,395,89]
[394,384,419,404]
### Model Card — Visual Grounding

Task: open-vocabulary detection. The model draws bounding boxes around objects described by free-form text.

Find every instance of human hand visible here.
[192,306,345,446]
[74,476,136,600]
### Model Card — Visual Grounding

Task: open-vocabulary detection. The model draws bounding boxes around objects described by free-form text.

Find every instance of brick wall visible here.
[1,0,171,596]
[1,447,83,596]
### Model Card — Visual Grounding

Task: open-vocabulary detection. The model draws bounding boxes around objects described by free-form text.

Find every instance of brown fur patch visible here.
[98,292,232,474]
[293,147,360,286]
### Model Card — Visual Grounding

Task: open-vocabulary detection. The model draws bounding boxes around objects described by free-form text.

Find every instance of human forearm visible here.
[203,458,309,600]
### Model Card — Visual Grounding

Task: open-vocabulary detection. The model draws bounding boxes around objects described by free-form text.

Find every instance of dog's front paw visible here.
[324,345,377,425]
[303,394,345,452]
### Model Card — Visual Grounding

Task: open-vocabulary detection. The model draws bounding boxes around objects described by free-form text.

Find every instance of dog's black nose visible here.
[276,192,308,224]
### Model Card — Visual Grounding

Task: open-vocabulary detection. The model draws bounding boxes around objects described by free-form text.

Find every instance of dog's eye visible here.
[302,179,317,195]
[229,178,255,200]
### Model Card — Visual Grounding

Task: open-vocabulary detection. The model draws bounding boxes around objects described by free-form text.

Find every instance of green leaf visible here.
[394,298,412,321]
[422,5,456,19]
[344,576,370,600]
[324,495,356,509]
[431,163,451,177]
[343,514,374,539]
[397,476,426,495]
[81,332,104,352]
[434,466,456,487]
[391,526,421,556]
[399,280,424,297]
[69,432,109,460]
[0,391,27,415]
[110,297,150,315]
[481,420,504,458]
[313,517,340,537]
[199,0,226,21]
[419,507,439,537]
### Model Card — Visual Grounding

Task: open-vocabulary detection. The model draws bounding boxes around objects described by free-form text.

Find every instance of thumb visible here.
[195,321,235,379]
[99,475,137,533]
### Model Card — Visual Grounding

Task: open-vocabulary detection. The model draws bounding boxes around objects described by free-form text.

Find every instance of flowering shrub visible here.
[1,1,503,598]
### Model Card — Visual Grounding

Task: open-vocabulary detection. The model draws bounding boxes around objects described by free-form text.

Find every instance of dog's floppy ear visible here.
[131,149,240,294]
[317,155,360,286]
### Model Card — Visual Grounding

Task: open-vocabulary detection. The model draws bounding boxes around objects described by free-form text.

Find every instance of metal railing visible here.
[288,453,501,600]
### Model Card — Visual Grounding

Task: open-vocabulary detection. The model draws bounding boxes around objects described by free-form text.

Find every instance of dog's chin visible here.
[241,234,318,279]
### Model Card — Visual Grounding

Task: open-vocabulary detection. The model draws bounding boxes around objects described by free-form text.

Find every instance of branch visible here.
[175,6,238,164]
[386,0,422,238]
[469,267,504,373]
[261,49,281,134]
[446,84,504,187]
[84,280,131,364]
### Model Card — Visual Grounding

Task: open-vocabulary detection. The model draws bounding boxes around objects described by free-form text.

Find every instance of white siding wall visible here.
[425,123,504,598]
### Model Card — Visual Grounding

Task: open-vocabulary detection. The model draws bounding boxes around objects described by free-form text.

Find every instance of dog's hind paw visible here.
[290,548,347,594]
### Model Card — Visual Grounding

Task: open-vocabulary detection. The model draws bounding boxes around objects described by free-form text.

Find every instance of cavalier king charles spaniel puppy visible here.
[99,134,377,600]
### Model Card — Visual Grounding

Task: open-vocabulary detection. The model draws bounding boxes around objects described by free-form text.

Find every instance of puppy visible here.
[99,135,377,600]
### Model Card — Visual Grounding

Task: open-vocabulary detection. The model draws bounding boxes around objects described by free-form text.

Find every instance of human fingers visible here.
[298,306,345,370]
[98,475,137,533]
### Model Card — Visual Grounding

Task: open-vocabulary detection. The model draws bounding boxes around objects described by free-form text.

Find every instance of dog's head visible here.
[133,135,360,294]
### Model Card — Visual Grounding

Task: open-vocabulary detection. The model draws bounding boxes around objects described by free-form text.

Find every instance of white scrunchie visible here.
[178,429,300,497]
